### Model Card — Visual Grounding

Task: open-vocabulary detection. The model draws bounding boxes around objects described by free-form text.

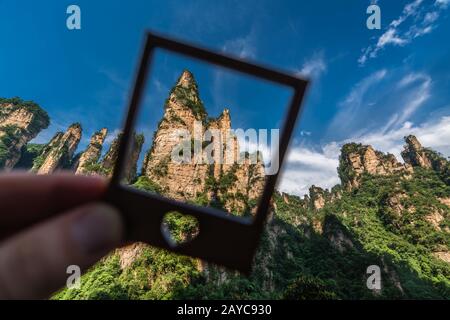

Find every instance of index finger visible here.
[0,172,108,234]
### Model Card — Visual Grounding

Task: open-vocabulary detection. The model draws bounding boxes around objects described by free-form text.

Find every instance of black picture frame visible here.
[104,32,308,274]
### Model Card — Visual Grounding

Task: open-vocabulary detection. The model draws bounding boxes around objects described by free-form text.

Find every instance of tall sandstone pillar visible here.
[33,123,82,174]
[102,132,144,183]
[75,128,108,175]
[140,70,265,214]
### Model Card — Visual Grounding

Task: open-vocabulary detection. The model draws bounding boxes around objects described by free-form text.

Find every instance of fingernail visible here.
[71,203,124,255]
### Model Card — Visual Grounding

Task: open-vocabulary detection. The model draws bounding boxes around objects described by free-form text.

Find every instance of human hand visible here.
[0,172,124,299]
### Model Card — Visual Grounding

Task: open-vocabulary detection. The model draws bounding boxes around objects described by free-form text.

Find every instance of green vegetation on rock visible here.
[83,161,111,176]
[15,143,46,169]
[170,71,207,121]
[0,125,24,167]
[132,176,162,194]
[0,97,50,131]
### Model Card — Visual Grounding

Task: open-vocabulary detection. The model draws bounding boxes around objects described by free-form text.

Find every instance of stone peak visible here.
[167,70,206,121]
[89,128,107,143]
[404,135,422,151]
[69,122,81,128]
[401,135,435,169]
[217,108,231,121]
[176,70,195,88]
[67,123,82,133]
[338,141,409,190]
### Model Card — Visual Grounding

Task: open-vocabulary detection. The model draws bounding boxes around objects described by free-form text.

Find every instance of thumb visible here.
[0,202,124,299]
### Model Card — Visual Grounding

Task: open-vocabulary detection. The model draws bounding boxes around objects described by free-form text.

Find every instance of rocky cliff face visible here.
[218,154,266,214]
[402,135,450,184]
[338,143,412,190]
[401,135,433,168]
[141,70,265,213]
[336,135,450,194]
[32,123,82,174]
[206,109,238,177]
[142,70,210,199]
[75,128,108,175]
[306,185,329,210]
[0,98,49,169]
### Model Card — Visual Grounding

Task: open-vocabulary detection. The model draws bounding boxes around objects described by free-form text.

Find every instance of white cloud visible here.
[327,69,432,139]
[359,0,449,65]
[390,0,423,28]
[98,68,127,89]
[327,69,387,136]
[393,72,431,126]
[436,0,450,8]
[278,144,340,197]
[300,130,311,137]
[153,79,165,93]
[377,29,408,47]
[341,69,387,106]
[297,52,327,80]
[221,30,257,59]
[424,11,440,23]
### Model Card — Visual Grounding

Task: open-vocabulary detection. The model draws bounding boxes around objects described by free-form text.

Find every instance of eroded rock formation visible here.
[141,70,265,213]
[402,135,450,183]
[142,70,210,199]
[0,98,49,169]
[307,185,329,210]
[33,123,82,174]
[75,128,108,175]
[338,143,412,190]
[301,135,450,212]
[401,135,433,168]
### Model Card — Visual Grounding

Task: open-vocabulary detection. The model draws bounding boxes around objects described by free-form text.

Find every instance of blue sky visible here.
[1,0,449,196]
